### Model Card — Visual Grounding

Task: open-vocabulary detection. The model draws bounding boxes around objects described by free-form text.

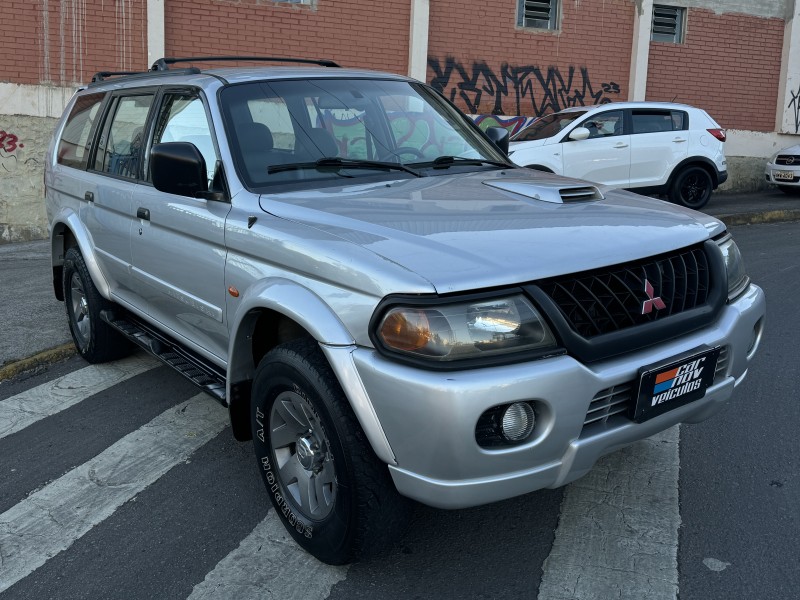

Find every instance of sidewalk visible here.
[1,189,798,378]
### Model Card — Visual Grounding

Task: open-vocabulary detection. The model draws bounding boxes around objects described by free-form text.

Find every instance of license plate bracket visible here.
[633,347,721,423]
[773,170,795,181]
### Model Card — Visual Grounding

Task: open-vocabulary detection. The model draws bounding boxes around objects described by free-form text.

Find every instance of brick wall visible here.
[426,0,635,117]
[165,0,410,74]
[646,9,784,132]
[0,0,146,86]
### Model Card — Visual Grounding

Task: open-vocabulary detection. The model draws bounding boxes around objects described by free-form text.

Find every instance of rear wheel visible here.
[62,247,132,363]
[669,166,713,209]
[251,338,410,564]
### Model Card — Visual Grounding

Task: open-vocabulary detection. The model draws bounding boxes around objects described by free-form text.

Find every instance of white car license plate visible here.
[773,170,795,181]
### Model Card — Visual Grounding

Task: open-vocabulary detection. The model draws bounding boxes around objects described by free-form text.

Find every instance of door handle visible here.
[673,138,687,143]
[84,191,94,202]
[137,207,150,221]
[613,143,629,149]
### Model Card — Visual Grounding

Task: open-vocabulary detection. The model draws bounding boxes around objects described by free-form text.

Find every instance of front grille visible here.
[775,155,800,165]
[539,245,711,338]
[581,345,731,434]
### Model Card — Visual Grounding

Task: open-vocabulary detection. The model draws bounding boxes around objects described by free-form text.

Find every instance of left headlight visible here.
[717,235,749,301]
[374,294,558,364]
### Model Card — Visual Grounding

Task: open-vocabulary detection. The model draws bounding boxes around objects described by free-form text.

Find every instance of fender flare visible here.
[667,157,721,189]
[226,278,396,464]
[50,208,111,299]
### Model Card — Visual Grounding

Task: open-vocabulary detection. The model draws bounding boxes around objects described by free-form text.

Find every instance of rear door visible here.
[628,108,689,188]
[129,88,230,363]
[560,109,630,187]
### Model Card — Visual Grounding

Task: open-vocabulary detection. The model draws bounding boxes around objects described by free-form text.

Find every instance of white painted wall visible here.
[408,0,430,81]
[628,0,653,101]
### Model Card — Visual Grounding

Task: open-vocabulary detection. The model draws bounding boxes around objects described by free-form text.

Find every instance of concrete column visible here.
[408,0,430,81]
[628,0,654,101]
[776,1,800,134]
[147,0,165,68]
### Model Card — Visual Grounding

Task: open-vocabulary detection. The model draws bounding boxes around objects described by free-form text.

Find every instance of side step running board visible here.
[100,310,227,405]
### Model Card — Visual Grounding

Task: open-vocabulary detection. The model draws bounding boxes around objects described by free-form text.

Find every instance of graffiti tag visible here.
[429,57,620,117]
[0,130,24,153]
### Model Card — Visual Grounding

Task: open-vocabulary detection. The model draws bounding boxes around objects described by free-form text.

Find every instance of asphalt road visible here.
[0,222,796,599]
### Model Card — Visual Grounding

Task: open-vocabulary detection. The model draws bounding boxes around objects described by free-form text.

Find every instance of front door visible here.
[561,109,630,187]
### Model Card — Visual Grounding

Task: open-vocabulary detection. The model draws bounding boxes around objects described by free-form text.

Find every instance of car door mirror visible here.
[485,126,510,154]
[568,127,591,141]
[151,142,208,198]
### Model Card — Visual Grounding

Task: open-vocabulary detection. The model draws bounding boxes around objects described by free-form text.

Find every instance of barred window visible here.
[517,0,559,30]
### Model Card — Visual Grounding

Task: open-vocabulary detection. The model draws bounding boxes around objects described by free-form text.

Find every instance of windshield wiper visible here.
[268,157,421,177]
[415,156,513,170]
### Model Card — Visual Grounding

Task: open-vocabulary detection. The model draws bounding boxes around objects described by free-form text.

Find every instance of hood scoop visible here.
[483,180,604,204]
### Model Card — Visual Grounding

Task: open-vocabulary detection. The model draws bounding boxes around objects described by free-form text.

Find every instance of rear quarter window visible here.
[57,93,105,169]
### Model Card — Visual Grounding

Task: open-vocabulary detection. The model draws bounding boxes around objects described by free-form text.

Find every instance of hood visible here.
[258,169,724,294]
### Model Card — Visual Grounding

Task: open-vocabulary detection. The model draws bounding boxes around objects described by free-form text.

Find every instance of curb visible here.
[0,344,76,382]
[715,209,800,227]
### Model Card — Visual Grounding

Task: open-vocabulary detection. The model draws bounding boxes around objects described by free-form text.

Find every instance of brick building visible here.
[1,0,798,242]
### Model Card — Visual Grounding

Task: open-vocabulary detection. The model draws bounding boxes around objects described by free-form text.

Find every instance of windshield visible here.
[219,78,508,189]
[510,111,588,142]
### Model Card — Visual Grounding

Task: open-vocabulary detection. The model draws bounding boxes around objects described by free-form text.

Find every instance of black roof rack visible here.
[150,56,341,71]
[88,67,202,87]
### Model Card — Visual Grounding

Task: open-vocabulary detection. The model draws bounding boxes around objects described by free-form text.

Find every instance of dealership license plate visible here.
[773,170,795,181]
[633,348,721,423]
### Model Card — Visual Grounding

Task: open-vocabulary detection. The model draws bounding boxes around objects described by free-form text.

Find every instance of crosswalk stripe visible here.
[0,353,157,440]
[0,392,227,594]
[187,511,348,600]
[538,425,681,600]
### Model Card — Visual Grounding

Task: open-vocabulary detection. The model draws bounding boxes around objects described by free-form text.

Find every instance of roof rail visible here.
[150,56,341,71]
[88,67,202,87]
[91,70,147,83]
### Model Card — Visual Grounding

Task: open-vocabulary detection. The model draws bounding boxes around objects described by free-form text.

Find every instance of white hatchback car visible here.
[765,144,800,193]
[508,102,727,209]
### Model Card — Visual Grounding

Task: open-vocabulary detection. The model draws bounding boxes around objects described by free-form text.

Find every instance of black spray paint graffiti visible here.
[788,83,800,133]
[429,57,621,116]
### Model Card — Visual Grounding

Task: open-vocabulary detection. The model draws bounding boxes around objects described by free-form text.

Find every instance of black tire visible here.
[251,338,410,564]
[62,247,132,363]
[668,166,713,209]
[526,165,554,173]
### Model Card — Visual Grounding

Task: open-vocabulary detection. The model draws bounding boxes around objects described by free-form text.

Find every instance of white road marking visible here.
[187,512,348,600]
[538,426,681,600]
[703,558,731,572]
[0,393,227,594]
[0,353,157,440]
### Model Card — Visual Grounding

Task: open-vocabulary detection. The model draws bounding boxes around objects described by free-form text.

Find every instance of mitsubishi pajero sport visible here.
[46,57,766,564]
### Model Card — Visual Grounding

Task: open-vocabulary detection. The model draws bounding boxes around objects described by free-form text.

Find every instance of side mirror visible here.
[150,142,208,197]
[568,127,591,141]
[485,126,510,155]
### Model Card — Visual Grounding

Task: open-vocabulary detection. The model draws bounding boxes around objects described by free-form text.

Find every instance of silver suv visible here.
[46,57,766,565]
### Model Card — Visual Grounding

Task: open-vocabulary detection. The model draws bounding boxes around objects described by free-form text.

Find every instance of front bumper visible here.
[765,162,800,186]
[329,284,765,509]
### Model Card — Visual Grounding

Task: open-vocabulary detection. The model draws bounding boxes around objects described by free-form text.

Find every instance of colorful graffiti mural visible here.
[429,57,620,117]
[470,114,539,136]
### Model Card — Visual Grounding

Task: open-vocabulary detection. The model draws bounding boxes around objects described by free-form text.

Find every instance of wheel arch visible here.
[667,157,720,190]
[50,209,108,301]
[525,164,555,173]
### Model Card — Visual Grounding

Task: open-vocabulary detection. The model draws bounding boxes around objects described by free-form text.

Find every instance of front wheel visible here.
[669,166,713,209]
[251,339,410,564]
[62,247,131,363]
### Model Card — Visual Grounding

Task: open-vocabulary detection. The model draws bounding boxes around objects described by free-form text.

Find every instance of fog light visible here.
[501,402,535,442]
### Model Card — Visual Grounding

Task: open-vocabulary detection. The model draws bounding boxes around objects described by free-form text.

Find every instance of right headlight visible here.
[717,235,750,301]
[373,294,558,366]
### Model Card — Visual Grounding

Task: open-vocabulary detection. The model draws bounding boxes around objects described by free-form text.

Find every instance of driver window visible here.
[151,94,217,186]
[582,110,624,139]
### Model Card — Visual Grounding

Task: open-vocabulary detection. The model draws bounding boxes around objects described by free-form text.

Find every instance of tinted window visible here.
[631,110,687,134]
[57,93,105,169]
[510,111,587,142]
[94,94,154,179]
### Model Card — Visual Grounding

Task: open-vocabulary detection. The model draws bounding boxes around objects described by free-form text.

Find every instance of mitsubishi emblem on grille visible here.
[642,279,666,315]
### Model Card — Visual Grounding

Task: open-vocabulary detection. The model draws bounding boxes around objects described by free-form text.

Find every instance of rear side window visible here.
[93,94,155,179]
[57,93,105,169]
[631,110,688,134]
